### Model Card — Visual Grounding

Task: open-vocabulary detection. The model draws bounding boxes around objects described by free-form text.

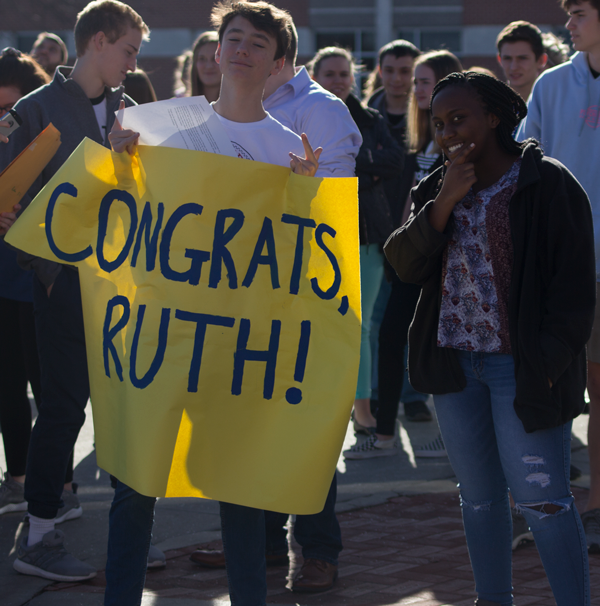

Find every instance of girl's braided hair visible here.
[430,71,529,157]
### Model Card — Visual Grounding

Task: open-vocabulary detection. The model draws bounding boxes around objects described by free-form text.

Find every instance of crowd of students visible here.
[0,0,599,604]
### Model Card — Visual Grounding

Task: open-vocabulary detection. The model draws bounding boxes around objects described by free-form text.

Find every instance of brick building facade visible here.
[0,0,572,99]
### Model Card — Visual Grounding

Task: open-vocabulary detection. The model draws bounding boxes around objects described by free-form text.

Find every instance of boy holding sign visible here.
[3,0,150,583]
[106,2,321,605]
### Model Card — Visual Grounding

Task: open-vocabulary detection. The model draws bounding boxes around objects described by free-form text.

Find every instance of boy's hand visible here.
[0,203,21,235]
[109,101,139,156]
[289,133,322,177]
[0,119,13,143]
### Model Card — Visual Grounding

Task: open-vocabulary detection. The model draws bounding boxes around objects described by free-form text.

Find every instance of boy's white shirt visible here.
[93,97,107,138]
[214,111,304,167]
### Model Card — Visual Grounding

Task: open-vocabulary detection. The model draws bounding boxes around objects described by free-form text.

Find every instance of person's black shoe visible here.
[404,401,432,422]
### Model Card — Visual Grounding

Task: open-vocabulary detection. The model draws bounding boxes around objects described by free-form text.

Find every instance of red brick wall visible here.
[463,0,568,26]
[5,0,309,32]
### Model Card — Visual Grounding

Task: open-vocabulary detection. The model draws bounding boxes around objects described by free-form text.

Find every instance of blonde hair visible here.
[75,0,149,57]
[362,65,381,102]
[407,50,462,154]
[187,31,220,97]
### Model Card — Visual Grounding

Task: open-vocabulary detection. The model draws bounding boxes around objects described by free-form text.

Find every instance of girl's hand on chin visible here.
[438,143,477,206]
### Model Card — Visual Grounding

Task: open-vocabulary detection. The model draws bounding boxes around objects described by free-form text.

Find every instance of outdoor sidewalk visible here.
[41,486,600,606]
[1,403,596,605]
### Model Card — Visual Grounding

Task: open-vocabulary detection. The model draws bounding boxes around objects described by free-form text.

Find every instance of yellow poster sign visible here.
[7,138,360,514]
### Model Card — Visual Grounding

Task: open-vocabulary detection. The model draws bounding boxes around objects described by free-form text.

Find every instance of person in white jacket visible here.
[517,0,600,553]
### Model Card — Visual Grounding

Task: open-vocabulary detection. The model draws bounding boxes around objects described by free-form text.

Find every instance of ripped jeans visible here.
[434,351,589,606]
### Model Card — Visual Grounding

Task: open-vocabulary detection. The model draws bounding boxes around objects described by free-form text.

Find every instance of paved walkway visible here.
[41,486,600,605]
[2,405,596,605]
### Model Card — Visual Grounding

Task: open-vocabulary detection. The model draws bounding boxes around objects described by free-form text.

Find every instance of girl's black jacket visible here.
[345,93,404,244]
[384,142,596,433]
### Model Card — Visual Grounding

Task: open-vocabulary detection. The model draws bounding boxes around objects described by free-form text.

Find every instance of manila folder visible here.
[0,123,61,213]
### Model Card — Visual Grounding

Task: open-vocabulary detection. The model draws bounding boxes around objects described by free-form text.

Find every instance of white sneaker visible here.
[344,435,399,459]
[55,484,83,524]
[147,544,166,569]
[413,434,447,458]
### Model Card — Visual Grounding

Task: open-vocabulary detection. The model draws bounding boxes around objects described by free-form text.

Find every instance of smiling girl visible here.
[385,71,595,605]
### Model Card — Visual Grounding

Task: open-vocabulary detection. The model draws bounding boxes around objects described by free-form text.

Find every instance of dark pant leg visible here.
[220,502,267,606]
[376,277,421,435]
[264,509,289,556]
[25,269,90,519]
[104,481,156,606]
[293,473,342,565]
[0,297,32,477]
[18,300,41,407]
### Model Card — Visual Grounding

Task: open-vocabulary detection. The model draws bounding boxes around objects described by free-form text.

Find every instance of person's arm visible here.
[0,203,20,235]
[355,113,404,180]
[384,167,450,285]
[537,160,596,385]
[0,119,14,144]
[0,97,63,291]
[299,98,361,178]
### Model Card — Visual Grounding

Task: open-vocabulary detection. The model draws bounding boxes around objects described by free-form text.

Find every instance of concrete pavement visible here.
[1,399,594,605]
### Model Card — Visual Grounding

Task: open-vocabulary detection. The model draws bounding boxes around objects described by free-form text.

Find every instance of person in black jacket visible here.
[385,71,594,605]
[309,47,403,434]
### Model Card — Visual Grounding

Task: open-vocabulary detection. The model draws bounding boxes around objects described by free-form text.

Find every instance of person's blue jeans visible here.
[434,351,589,606]
[264,472,342,565]
[104,481,268,606]
[104,481,156,606]
[220,502,266,606]
[356,244,384,399]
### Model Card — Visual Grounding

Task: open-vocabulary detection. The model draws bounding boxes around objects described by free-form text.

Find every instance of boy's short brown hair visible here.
[74,0,149,57]
[496,21,545,59]
[561,0,600,14]
[210,1,292,61]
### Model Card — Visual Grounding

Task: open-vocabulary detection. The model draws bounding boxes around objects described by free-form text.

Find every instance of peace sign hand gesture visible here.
[289,133,322,177]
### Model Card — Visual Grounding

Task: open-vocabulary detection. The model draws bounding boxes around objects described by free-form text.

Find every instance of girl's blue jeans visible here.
[434,351,589,606]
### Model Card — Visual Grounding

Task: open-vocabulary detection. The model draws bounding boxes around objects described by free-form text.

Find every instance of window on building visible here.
[314,29,377,93]
[397,29,462,54]
[17,34,38,53]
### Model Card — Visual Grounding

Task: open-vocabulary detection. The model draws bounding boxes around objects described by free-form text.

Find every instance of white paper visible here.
[116,97,237,157]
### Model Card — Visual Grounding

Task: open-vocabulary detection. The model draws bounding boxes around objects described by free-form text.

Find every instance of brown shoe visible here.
[292,559,338,593]
[190,549,289,568]
[190,549,226,568]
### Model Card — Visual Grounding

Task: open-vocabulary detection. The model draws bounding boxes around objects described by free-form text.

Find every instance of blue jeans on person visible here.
[264,472,342,565]
[104,481,268,606]
[356,244,384,399]
[104,481,156,606]
[434,351,589,606]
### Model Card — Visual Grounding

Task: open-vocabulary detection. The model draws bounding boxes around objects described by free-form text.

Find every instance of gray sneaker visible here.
[13,529,96,581]
[55,483,83,524]
[512,509,534,550]
[0,472,27,515]
[581,508,600,553]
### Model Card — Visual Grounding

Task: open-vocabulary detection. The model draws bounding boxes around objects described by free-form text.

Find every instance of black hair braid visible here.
[430,71,529,157]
